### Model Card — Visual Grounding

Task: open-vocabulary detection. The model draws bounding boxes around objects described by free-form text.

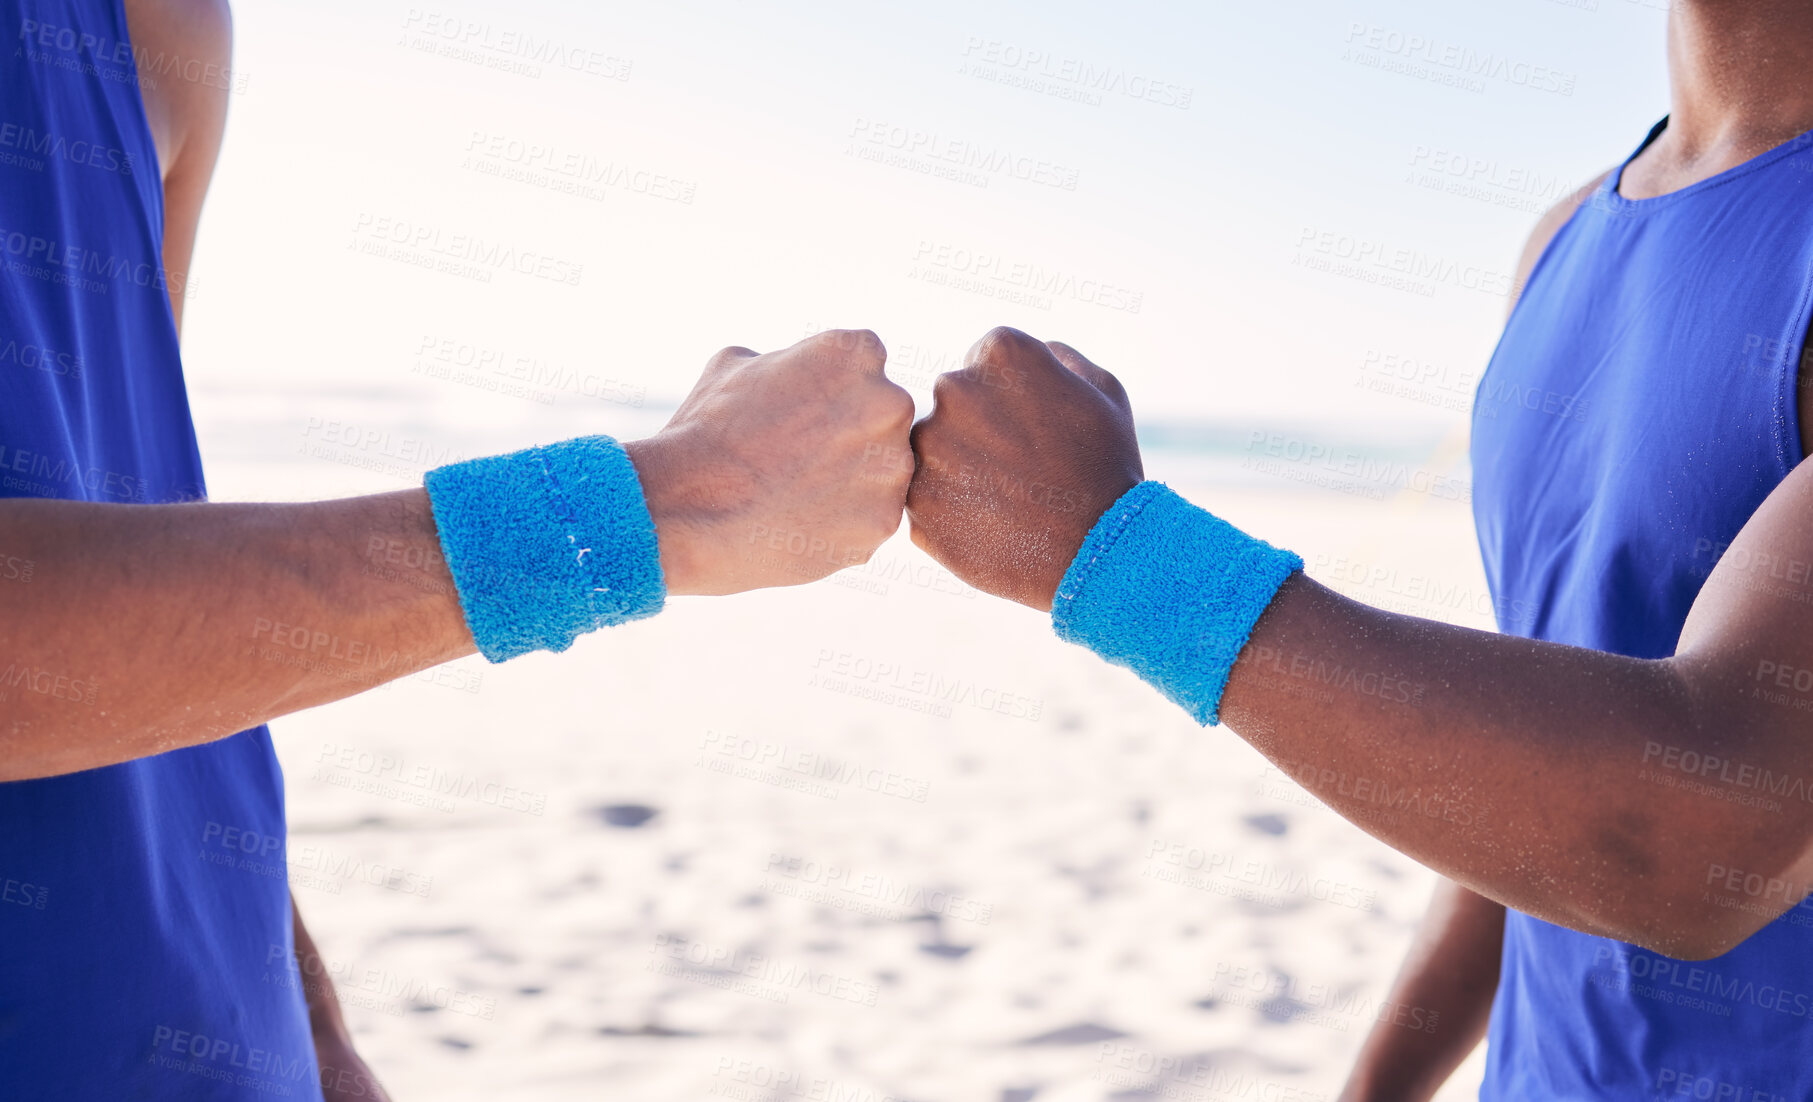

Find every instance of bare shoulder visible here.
[1506,168,1614,316]
[121,0,233,179]
[122,0,232,334]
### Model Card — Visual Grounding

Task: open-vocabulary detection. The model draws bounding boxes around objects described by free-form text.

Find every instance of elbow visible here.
[1617,874,1797,962]
[1639,925,1749,963]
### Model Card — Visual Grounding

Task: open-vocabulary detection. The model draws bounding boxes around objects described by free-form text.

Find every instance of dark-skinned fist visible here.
[906,327,1144,611]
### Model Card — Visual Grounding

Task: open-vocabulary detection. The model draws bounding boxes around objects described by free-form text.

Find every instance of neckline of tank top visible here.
[1597,115,1813,214]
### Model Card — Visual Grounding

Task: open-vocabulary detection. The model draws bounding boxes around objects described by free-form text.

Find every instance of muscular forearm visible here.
[1338,880,1504,1102]
[0,490,475,779]
[1216,573,1756,954]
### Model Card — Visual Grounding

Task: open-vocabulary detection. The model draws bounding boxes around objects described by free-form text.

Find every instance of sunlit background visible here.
[181,1,1675,1098]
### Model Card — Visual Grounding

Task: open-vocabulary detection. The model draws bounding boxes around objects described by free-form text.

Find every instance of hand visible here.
[314,1031,392,1102]
[906,327,1143,611]
[625,330,916,596]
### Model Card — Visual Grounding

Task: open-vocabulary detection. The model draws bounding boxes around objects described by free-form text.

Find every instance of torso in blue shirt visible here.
[0,2,320,1097]
[1472,118,1813,1099]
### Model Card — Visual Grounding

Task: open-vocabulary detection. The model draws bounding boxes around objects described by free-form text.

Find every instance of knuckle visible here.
[978,325,1038,358]
[820,328,885,366]
[870,507,903,543]
[930,370,972,404]
[875,380,916,426]
[709,345,757,370]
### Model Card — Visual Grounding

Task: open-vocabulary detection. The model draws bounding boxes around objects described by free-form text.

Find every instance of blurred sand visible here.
[212,412,1494,1101]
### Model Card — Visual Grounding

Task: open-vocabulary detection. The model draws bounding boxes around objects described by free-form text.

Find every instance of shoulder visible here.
[122,0,232,333]
[121,0,233,180]
[1506,168,1614,316]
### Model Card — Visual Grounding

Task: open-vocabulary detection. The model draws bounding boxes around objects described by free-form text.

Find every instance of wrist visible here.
[1051,482,1301,725]
[424,435,666,661]
[622,435,708,597]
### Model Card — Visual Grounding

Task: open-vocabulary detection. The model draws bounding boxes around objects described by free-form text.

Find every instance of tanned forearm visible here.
[1337,881,1504,1102]
[0,490,475,780]
[0,331,919,783]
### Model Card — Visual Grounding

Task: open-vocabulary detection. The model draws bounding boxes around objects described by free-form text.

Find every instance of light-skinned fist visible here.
[906,327,1144,611]
[626,330,916,596]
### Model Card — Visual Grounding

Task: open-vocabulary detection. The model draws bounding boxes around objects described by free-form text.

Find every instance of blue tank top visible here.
[1472,118,1813,1098]
[0,2,320,1097]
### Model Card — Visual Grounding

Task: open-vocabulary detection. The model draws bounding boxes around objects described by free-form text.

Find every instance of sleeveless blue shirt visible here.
[0,2,320,1097]
[1473,119,1813,1097]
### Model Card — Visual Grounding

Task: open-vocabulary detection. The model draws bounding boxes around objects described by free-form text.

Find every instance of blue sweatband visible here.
[424,435,666,662]
[1052,482,1302,726]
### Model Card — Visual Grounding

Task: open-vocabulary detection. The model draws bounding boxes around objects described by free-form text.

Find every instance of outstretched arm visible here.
[0,331,912,781]
[906,326,1813,960]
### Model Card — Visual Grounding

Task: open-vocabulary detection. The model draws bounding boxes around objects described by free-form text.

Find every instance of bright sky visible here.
[181,0,1672,442]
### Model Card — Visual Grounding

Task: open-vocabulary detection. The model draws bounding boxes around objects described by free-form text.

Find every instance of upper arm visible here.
[1505,169,1613,318]
[1669,459,1813,944]
[123,0,233,337]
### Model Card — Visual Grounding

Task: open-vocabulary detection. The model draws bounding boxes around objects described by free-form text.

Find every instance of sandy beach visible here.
[202,389,1491,1101]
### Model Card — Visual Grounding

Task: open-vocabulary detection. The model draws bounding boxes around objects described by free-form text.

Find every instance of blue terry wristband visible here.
[1051,482,1302,726]
[424,435,666,663]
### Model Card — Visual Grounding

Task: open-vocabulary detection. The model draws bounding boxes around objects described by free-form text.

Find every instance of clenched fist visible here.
[626,330,915,595]
[906,327,1144,610]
